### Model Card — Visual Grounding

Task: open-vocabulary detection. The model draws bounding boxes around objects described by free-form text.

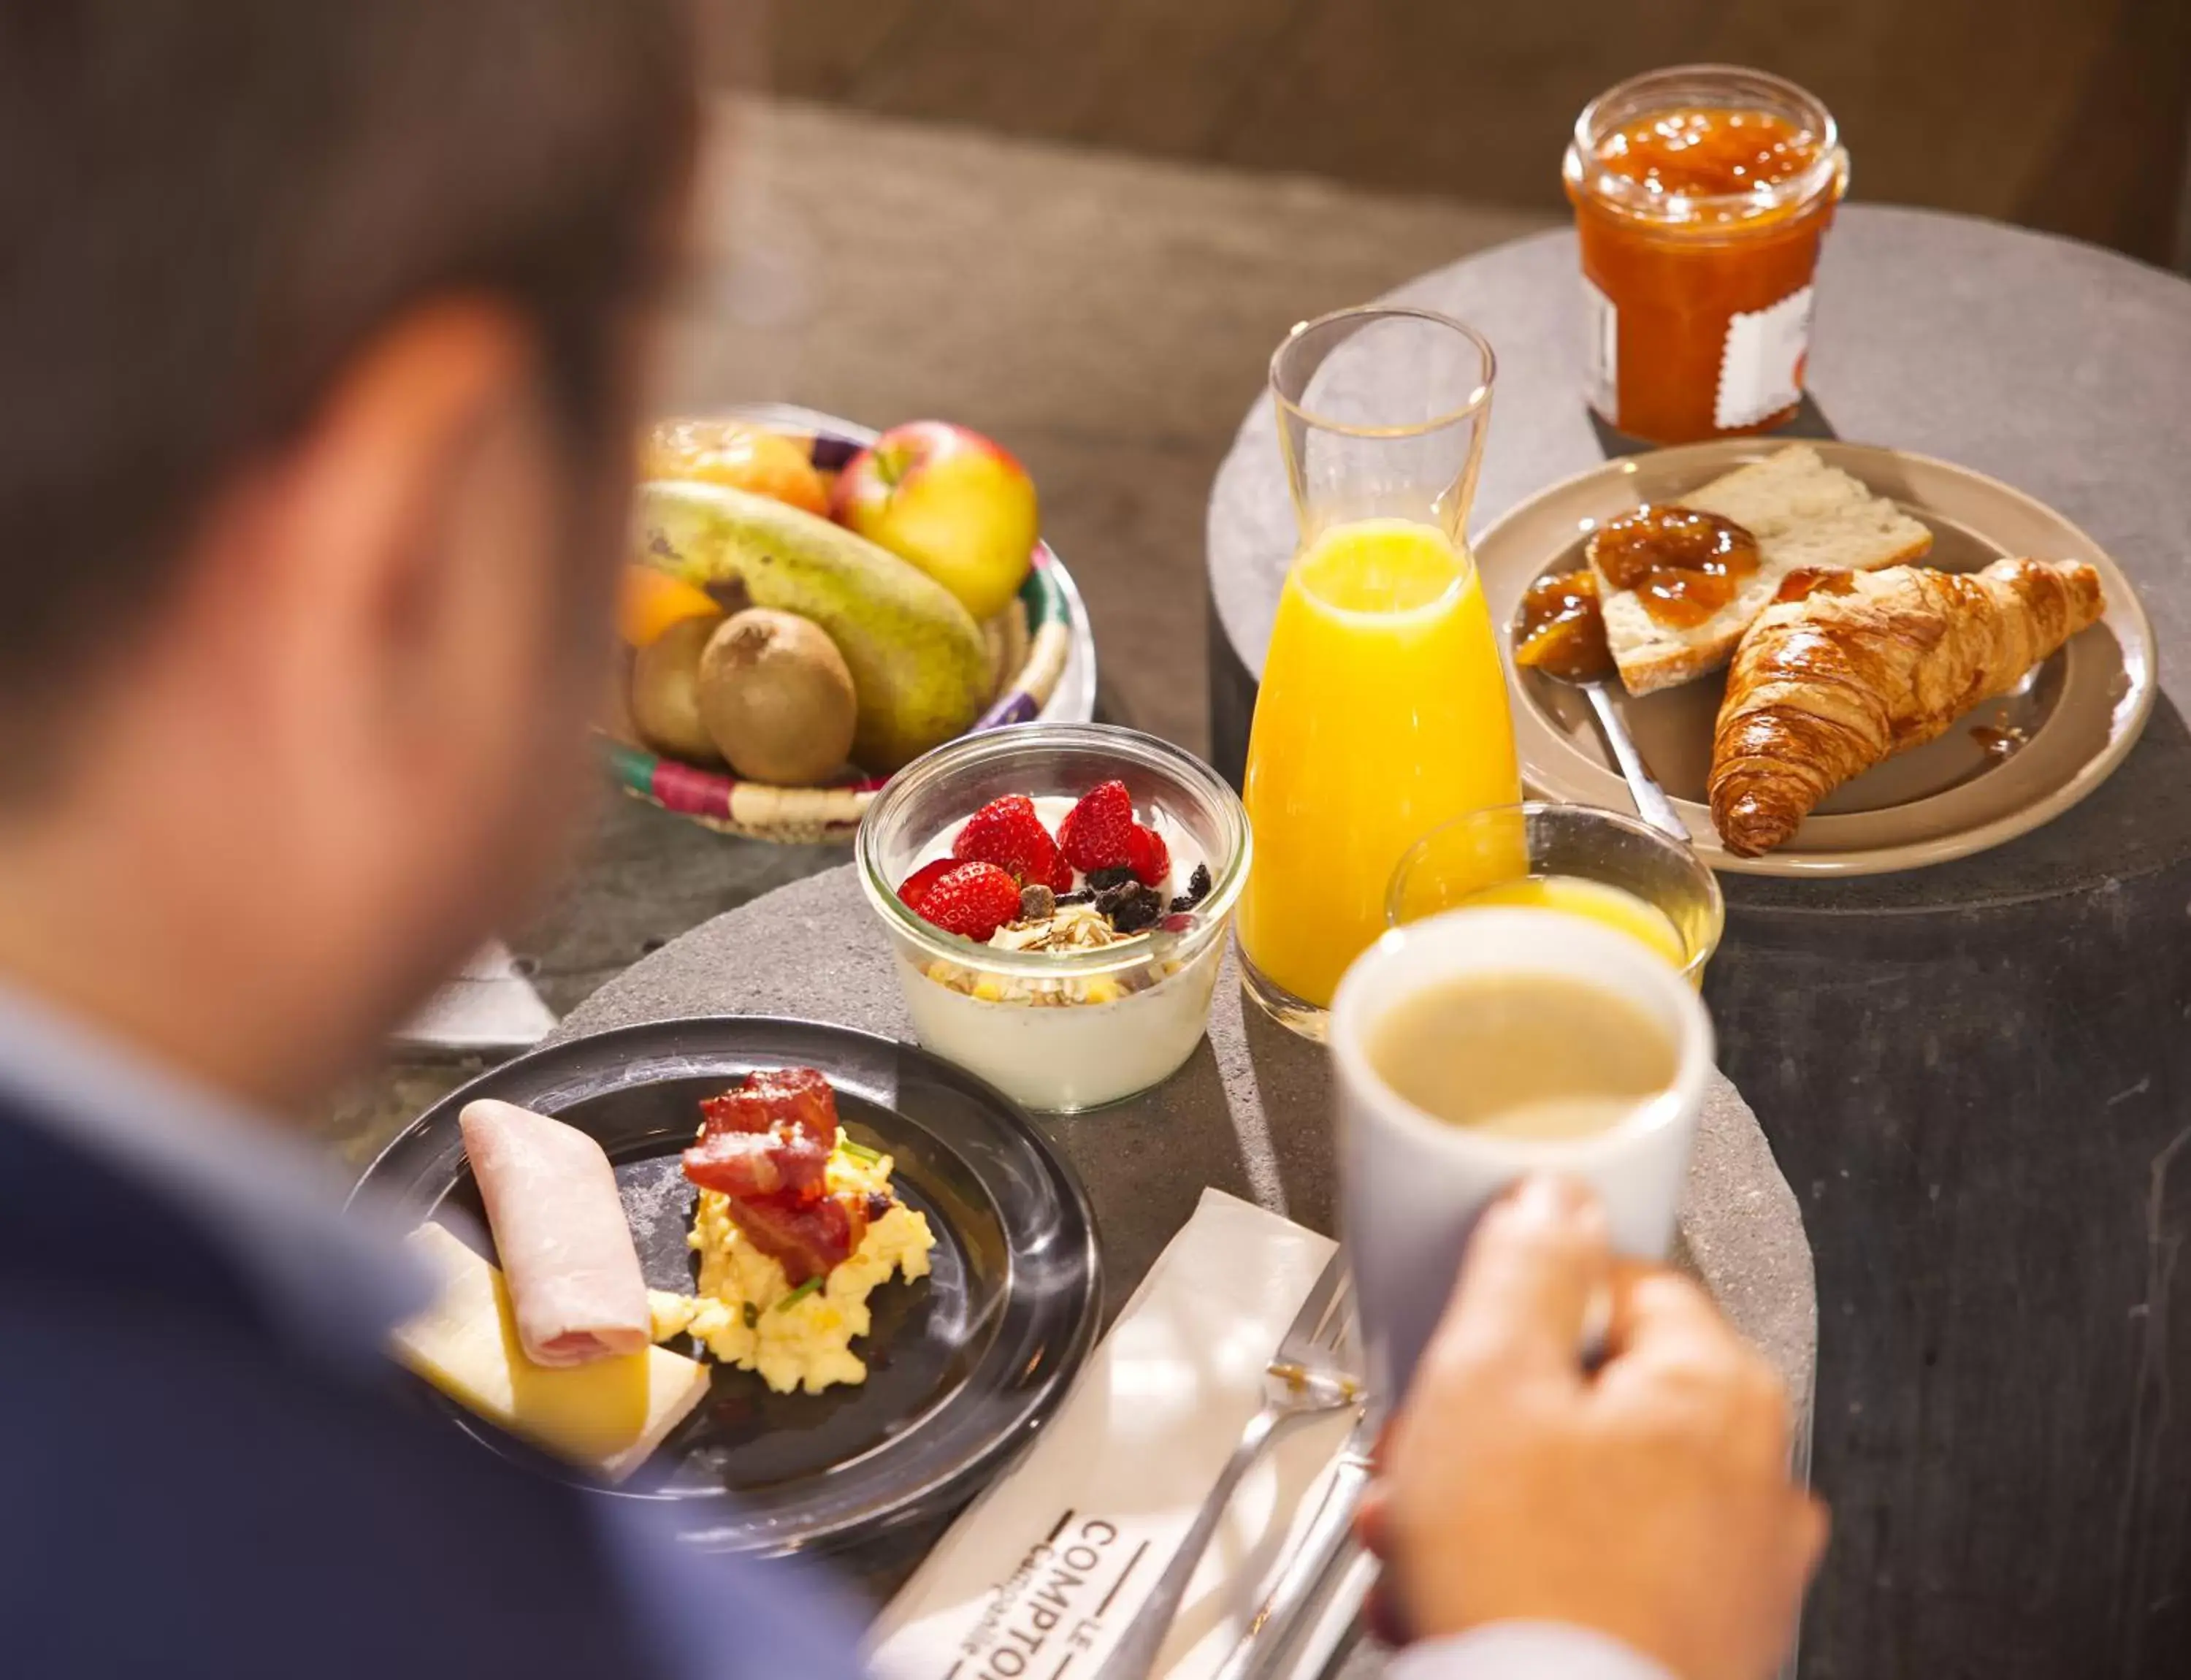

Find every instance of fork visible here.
[1090,1251,1361,1680]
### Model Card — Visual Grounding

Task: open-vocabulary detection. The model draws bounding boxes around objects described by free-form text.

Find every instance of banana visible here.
[637,481,993,773]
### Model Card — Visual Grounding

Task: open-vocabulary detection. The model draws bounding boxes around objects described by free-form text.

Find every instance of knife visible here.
[1213,1411,1380,1680]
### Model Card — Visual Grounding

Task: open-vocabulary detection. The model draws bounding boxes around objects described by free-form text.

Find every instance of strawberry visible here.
[953,795,1066,889]
[1125,824,1169,887]
[1058,779,1137,873]
[913,861,1023,942]
[1045,851,1076,894]
[897,858,959,917]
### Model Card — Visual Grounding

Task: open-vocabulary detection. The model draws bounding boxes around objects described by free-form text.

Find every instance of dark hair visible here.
[0,1,697,756]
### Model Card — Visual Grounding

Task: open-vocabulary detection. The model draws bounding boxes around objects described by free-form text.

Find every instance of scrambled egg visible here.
[647,1137,935,1395]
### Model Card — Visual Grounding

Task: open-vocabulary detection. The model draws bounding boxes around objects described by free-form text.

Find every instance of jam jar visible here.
[1563,66,1848,444]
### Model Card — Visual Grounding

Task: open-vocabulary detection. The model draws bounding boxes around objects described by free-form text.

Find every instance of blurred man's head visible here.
[0,2,697,1105]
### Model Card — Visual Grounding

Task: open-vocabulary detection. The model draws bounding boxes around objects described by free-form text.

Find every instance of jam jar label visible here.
[1714,286,1814,430]
[1580,276,1618,419]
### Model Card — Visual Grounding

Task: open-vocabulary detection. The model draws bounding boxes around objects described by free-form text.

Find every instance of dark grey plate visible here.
[353,1015,1101,1554]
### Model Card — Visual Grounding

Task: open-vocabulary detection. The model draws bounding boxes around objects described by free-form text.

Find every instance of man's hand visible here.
[1360,1175,1826,1680]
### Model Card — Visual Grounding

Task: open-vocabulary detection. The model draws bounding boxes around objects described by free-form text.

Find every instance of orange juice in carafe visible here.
[1239,305,1510,1036]
[1239,516,1519,1017]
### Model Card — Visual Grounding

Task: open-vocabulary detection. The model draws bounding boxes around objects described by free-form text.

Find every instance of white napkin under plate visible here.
[871,1188,1362,1680]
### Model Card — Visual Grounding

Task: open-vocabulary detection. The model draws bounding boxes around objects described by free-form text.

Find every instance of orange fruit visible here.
[641,417,829,516]
[618,565,722,648]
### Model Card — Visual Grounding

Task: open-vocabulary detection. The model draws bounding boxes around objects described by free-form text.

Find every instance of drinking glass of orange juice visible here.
[1237,307,1518,1038]
[1386,801,1724,986]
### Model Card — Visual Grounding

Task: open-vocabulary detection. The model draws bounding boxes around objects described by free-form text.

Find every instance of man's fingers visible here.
[1362,1576,1412,1649]
[1797,1494,1832,1579]
[1354,1481,1391,1557]
[1599,1260,1733,1365]
[1599,1261,1804,1481]
[1423,1175,1612,1383]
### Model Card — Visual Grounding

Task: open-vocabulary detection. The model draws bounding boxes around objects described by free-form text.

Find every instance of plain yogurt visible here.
[893,793,1227,1110]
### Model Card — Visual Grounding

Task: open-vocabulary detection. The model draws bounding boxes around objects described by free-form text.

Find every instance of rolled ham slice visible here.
[458,1099,649,1367]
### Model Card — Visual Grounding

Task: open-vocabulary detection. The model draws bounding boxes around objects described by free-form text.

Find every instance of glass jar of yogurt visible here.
[856,723,1250,1112]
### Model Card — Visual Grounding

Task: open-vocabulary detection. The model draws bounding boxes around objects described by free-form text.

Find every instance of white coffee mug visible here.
[1329,906,1715,1412]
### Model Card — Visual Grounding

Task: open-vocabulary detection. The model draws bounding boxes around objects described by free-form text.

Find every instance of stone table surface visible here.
[554,865,1816,1655]
[1205,207,2191,1678]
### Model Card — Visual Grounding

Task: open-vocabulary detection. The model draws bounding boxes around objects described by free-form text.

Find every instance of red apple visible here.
[830,420,1039,621]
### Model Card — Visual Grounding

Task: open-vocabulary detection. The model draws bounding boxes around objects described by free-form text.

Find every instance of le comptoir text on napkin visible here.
[871,1189,1359,1680]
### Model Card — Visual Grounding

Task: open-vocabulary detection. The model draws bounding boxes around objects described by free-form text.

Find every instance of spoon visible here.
[1515,570,1691,844]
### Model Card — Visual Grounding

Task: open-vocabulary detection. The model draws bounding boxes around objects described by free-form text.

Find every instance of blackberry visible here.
[1168,893,1198,915]
[1186,863,1212,904]
[1086,866,1135,891]
[1019,883,1057,921]
[1055,888,1095,906]
[1098,880,1165,934]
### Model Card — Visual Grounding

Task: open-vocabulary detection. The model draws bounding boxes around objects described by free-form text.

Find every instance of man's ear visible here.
[188,299,546,779]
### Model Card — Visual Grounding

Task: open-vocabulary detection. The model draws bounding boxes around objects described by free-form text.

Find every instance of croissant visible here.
[1708,558,2106,856]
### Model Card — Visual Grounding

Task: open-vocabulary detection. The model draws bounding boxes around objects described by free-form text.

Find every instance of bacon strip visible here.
[716,1189,870,1286]
[682,1068,836,1200]
[680,1068,868,1283]
[697,1069,838,1149]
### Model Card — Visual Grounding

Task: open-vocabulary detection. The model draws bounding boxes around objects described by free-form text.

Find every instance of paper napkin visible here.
[871,1189,1360,1680]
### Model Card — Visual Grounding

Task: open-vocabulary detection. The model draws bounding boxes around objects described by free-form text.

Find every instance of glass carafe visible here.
[1237,306,1520,1039]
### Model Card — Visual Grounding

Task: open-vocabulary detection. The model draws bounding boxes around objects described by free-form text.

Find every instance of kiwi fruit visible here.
[629,614,724,764]
[696,608,858,784]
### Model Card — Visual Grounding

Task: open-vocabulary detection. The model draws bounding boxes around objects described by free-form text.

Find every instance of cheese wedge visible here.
[392,1222,710,1483]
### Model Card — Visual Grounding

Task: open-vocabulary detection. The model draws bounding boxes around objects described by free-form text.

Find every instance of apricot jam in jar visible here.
[1563,66,1848,443]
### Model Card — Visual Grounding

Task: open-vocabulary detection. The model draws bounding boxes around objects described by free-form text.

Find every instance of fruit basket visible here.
[604,404,1098,843]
